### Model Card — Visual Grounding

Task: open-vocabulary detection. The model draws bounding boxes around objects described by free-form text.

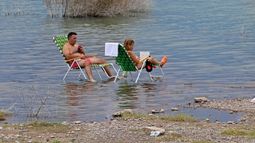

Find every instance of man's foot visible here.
[108,76,116,81]
[160,56,168,67]
[88,79,97,82]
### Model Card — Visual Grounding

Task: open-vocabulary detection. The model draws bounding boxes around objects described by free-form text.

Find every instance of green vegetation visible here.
[27,121,69,133]
[0,111,5,121]
[156,133,183,142]
[51,140,61,143]
[192,140,215,143]
[159,114,197,122]
[0,110,12,121]
[222,128,255,138]
[44,0,151,17]
[120,112,197,122]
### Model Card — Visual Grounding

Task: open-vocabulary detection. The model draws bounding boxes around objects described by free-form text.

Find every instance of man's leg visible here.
[90,57,113,77]
[79,60,96,82]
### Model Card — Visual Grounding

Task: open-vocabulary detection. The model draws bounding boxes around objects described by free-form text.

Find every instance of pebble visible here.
[251,98,255,103]
[227,121,235,124]
[151,109,164,114]
[62,121,69,125]
[144,126,165,137]
[171,107,179,111]
[74,121,82,124]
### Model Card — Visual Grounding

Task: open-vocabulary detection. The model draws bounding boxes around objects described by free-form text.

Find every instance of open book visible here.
[139,51,150,61]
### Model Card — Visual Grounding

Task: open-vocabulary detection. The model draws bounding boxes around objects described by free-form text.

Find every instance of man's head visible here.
[67,32,77,45]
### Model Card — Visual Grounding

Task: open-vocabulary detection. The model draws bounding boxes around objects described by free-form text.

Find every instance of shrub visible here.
[44,0,152,17]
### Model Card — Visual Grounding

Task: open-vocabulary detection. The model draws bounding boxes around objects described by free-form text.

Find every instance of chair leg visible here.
[100,66,109,78]
[135,70,143,83]
[76,61,87,80]
[110,63,118,75]
[95,67,103,80]
[159,67,164,77]
[114,68,121,83]
[63,62,74,80]
[63,67,71,80]
[135,60,146,83]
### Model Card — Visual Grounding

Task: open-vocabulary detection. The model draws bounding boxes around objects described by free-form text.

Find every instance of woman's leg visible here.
[147,56,167,67]
[147,57,160,65]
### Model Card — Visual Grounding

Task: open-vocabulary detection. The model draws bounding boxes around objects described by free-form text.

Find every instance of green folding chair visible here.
[53,35,117,81]
[114,44,164,83]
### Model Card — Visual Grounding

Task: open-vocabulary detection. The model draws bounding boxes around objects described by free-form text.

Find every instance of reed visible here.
[44,0,152,17]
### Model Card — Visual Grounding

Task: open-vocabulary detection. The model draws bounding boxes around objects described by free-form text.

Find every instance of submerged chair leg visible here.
[63,67,71,80]
[114,68,121,83]
[135,60,146,83]
[110,63,118,75]
[63,62,75,80]
[76,63,87,80]
[95,67,103,80]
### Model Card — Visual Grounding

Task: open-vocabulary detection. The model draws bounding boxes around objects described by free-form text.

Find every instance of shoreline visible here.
[0,97,254,143]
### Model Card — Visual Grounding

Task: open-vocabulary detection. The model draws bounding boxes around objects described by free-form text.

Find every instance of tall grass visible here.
[44,0,152,17]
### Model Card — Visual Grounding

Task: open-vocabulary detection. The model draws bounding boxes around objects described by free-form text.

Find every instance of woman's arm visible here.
[127,51,140,65]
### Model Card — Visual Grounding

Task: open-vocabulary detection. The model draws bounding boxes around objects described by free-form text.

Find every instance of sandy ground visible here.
[0,98,255,143]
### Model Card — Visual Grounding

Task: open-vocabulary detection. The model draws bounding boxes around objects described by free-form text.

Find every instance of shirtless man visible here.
[63,32,113,82]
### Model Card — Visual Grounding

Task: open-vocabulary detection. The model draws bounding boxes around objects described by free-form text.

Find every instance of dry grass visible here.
[0,110,12,121]
[44,0,152,17]
[120,112,197,122]
[0,111,5,121]
[156,133,183,142]
[26,121,69,133]
[221,128,255,138]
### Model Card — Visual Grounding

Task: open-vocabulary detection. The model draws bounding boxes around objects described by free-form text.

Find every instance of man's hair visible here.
[67,32,77,39]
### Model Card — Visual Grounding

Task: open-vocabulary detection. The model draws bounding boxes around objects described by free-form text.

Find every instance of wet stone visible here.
[151,109,164,114]
[194,97,209,103]
[171,107,179,111]
[112,109,133,117]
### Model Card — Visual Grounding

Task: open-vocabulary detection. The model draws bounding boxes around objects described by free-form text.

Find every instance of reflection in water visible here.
[116,83,139,109]
[141,83,158,96]
[63,82,95,121]
[63,82,95,106]
[116,82,159,109]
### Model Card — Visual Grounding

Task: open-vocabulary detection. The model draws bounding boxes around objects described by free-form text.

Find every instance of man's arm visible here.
[63,44,84,60]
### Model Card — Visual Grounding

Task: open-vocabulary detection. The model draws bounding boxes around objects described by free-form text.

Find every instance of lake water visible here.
[0,0,255,123]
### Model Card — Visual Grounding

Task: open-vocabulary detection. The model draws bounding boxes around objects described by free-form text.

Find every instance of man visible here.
[63,32,113,82]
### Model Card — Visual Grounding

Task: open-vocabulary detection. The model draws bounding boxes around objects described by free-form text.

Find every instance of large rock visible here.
[112,109,133,118]
[144,126,165,137]
[194,97,209,103]
[251,98,255,103]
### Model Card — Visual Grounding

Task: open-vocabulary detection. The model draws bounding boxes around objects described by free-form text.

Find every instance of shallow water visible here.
[1,0,255,123]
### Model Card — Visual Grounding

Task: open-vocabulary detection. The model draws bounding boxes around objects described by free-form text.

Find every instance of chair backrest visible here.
[116,44,137,71]
[53,35,68,57]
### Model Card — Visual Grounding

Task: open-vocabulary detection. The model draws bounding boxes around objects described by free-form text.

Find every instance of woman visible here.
[123,39,168,69]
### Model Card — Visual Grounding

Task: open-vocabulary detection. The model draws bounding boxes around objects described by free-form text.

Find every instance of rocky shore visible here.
[0,98,254,143]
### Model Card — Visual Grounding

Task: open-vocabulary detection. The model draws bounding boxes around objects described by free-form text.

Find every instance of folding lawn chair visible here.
[53,35,117,81]
[114,44,164,83]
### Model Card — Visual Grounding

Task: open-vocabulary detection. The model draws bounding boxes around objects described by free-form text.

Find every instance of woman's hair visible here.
[123,39,134,50]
